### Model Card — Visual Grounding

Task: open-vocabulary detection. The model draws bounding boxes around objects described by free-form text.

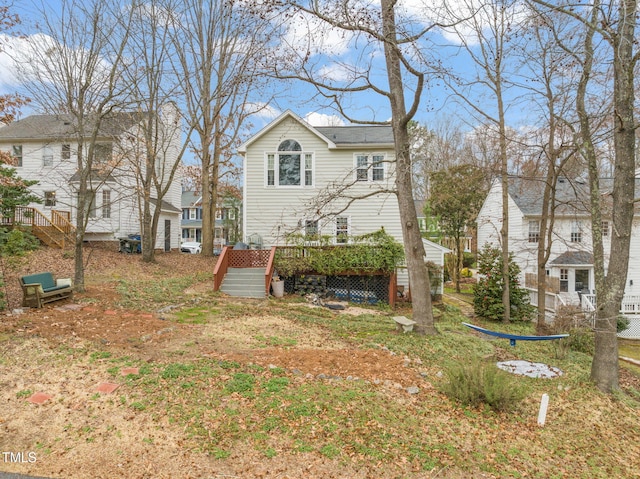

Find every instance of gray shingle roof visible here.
[181,191,201,207]
[149,198,181,214]
[509,177,592,216]
[316,126,394,145]
[0,112,145,141]
[507,177,640,217]
[549,251,594,265]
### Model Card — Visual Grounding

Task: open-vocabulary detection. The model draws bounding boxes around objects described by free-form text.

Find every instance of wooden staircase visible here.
[12,206,76,249]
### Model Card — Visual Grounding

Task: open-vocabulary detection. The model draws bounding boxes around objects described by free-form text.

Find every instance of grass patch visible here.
[116,272,212,307]
[174,306,219,324]
[254,335,297,348]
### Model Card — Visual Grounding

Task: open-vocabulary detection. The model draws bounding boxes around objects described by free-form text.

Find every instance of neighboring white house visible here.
[0,106,183,251]
[477,176,640,338]
[238,110,446,290]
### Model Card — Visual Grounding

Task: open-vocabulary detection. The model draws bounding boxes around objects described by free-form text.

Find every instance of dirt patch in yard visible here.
[1,247,639,479]
[0,247,442,479]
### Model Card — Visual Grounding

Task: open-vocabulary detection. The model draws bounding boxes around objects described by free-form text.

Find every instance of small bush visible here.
[617,315,630,333]
[439,360,526,412]
[473,245,534,322]
[0,228,39,256]
[549,306,594,356]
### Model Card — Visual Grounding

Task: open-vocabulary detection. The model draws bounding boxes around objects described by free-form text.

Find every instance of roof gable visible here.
[238,111,335,153]
[238,110,395,153]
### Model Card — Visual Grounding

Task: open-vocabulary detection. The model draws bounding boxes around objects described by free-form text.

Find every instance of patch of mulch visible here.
[212,347,428,389]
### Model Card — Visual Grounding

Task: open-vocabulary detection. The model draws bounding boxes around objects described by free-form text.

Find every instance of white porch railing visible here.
[528,289,567,312]
[581,293,640,315]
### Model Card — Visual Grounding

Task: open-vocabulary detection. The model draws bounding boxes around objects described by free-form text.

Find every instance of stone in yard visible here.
[27,392,52,404]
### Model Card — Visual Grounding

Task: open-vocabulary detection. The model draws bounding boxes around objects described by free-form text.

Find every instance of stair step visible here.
[220,267,267,298]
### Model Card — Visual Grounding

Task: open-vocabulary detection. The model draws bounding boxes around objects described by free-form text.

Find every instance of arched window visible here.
[266,140,313,187]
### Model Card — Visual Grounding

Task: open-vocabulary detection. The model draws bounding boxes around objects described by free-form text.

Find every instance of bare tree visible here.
[514,6,582,330]
[273,0,461,334]
[409,118,467,201]
[120,0,191,262]
[445,0,526,323]
[16,0,135,291]
[168,0,275,256]
[532,0,639,392]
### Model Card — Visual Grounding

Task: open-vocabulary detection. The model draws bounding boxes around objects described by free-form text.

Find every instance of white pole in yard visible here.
[537,393,549,427]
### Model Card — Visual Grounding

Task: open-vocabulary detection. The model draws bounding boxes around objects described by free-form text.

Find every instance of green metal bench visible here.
[20,272,73,308]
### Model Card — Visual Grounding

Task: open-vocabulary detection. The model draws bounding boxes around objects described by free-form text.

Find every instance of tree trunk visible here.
[591,0,637,391]
[381,0,436,335]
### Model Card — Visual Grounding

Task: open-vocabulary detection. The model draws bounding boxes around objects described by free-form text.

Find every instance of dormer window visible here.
[266,140,314,187]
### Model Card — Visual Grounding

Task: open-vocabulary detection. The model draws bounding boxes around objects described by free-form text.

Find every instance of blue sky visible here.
[1,0,521,145]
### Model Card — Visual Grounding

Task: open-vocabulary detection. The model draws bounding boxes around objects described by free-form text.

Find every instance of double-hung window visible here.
[336,217,349,244]
[528,220,540,243]
[12,145,22,166]
[355,154,385,182]
[266,140,314,187]
[601,221,609,238]
[62,144,71,160]
[102,190,111,219]
[42,145,53,166]
[571,221,582,243]
[44,191,56,207]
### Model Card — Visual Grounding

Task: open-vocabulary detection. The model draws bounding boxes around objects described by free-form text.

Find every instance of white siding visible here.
[478,179,639,297]
[0,111,182,251]
[243,114,407,285]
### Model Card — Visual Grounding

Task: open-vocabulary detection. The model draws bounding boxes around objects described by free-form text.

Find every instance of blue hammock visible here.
[462,322,569,347]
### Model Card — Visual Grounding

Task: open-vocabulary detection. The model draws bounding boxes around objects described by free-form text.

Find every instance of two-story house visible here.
[239,110,449,291]
[0,106,183,250]
[181,190,241,253]
[477,176,640,338]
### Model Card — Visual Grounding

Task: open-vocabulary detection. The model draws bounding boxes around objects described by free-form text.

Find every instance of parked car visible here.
[180,242,202,254]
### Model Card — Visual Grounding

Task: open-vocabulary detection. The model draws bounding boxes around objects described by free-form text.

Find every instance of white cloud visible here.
[245,102,281,121]
[304,112,346,127]
[0,34,33,90]
[281,10,353,58]
[317,63,354,83]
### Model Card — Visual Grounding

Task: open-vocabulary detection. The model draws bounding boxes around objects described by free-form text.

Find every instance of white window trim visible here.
[264,146,315,188]
[42,145,53,167]
[354,153,386,182]
[571,221,582,243]
[102,190,111,219]
[44,191,56,208]
[528,220,540,243]
[189,208,196,220]
[335,216,350,244]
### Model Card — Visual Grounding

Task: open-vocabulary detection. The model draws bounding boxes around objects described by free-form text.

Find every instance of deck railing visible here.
[1,207,75,249]
[213,246,231,292]
[213,247,276,296]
